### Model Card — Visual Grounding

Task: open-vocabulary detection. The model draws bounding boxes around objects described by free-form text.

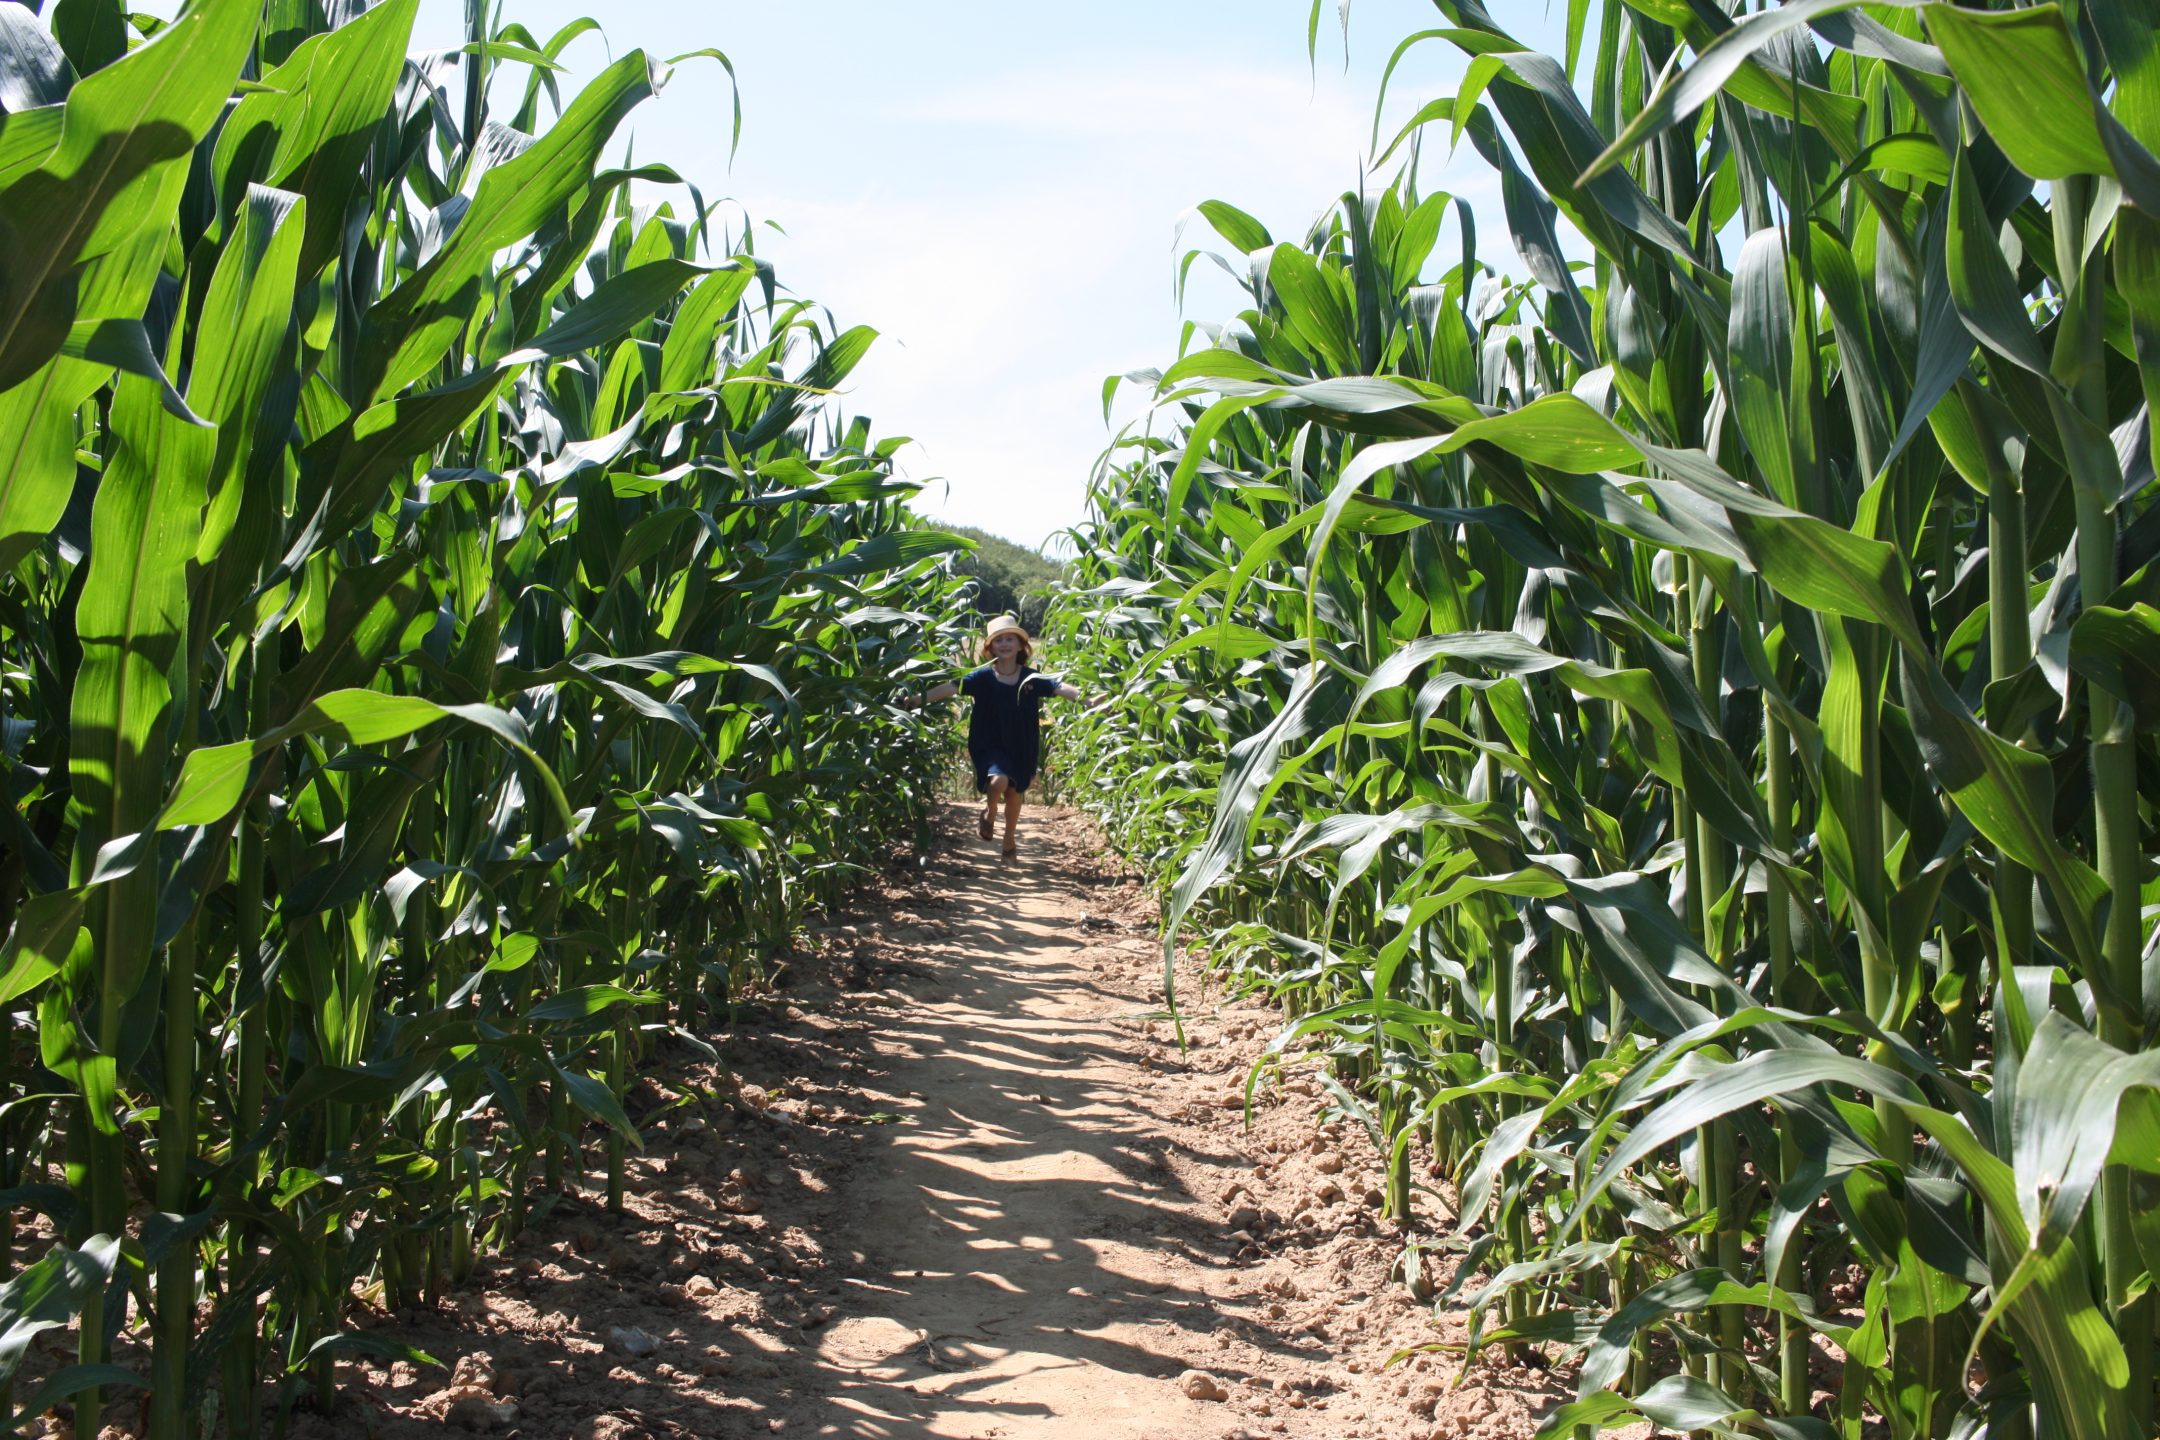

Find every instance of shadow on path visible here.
[766,801,1274,1438]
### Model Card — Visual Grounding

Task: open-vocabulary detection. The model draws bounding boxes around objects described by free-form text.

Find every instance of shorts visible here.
[972,753,1035,794]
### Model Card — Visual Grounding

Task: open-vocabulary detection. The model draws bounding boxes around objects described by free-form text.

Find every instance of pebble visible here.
[686,1274,720,1298]
[606,1324,660,1358]
[1313,1151,1346,1175]
[1179,1368,1230,1402]
[445,1395,520,1430]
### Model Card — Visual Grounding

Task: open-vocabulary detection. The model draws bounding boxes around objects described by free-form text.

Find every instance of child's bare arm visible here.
[1054,681,1110,711]
[898,680,960,711]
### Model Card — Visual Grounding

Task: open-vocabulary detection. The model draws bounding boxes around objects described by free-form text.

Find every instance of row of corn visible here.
[0,2,965,1436]
[1053,3,2159,1438]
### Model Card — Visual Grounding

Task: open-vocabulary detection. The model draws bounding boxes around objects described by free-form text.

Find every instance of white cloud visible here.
[730,50,1512,549]
[901,55,1374,144]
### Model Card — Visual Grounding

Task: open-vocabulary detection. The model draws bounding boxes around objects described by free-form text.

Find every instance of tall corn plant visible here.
[1054,3,2160,1437]
[0,2,964,1436]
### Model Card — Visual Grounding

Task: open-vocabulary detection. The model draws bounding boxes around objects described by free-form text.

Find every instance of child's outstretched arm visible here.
[897,679,960,712]
[1053,681,1111,711]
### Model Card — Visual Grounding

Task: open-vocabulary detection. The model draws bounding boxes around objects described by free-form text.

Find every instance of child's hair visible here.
[980,634,1033,664]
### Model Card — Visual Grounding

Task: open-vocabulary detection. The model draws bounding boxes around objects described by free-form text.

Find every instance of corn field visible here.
[0,1,964,1435]
[1055,2,2160,1437]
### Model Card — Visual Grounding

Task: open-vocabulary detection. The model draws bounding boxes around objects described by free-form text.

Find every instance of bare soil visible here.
[299,801,1582,1438]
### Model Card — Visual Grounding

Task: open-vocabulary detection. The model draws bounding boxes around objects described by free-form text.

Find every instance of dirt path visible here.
[331,802,1564,1439]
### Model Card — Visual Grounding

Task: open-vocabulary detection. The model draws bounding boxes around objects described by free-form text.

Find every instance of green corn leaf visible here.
[0,1235,121,1383]
[0,0,258,390]
[1564,1049,1921,1238]
[1727,227,1797,503]
[59,317,210,426]
[356,49,658,401]
[2013,1014,2160,1249]
[504,257,713,364]
[2069,603,2160,721]
[0,5,75,110]
[158,690,563,832]
[0,103,65,186]
[1945,151,2047,376]
[8,1363,144,1428]
[0,891,88,1007]
[0,355,106,571]
[552,1063,643,1144]
[1576,0,1869,187]
[2091,3,2160,158]
[292,1332,442,1373]
[806,530,965,579]
[657,262,756,391]
[49,0,125,75]
[1197,198,1272,254]
[67,372,211,1048]
[1923,3,2112,181]
[190,183,306,573]
[528,985,665,1022]
[1266,243,1359,374]
[1901,656,2109,994]
[210,0,418,275]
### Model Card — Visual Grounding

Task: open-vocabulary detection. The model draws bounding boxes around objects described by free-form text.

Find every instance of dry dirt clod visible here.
[1313,1150,1346,1175]
[1178,1368,1231,1402]
[449,1351,496,1391]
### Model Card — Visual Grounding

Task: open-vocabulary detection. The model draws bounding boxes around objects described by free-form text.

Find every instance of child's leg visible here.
[1001,784,1023,854]
[983,773,1007,840]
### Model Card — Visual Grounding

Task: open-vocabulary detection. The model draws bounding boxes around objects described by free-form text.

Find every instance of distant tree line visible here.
[944,525,1067,636]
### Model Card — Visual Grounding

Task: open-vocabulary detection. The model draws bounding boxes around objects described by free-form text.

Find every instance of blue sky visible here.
[400,1,1581,551]
[317,3,1570,548]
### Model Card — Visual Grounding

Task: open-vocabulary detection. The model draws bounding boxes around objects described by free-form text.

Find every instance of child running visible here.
[898,614,1097,858]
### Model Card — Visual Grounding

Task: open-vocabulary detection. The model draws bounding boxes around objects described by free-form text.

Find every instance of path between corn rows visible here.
[347,802,1559,1439]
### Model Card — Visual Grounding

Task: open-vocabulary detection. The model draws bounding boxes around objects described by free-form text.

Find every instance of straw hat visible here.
[980,614,1031,658]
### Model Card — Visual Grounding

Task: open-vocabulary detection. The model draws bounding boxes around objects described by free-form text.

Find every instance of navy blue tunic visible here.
[960,665,1059,793]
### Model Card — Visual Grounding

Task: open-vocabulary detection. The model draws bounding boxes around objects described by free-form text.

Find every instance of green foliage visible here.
[0,4,965,1436]
[1057,4,2160,1438]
